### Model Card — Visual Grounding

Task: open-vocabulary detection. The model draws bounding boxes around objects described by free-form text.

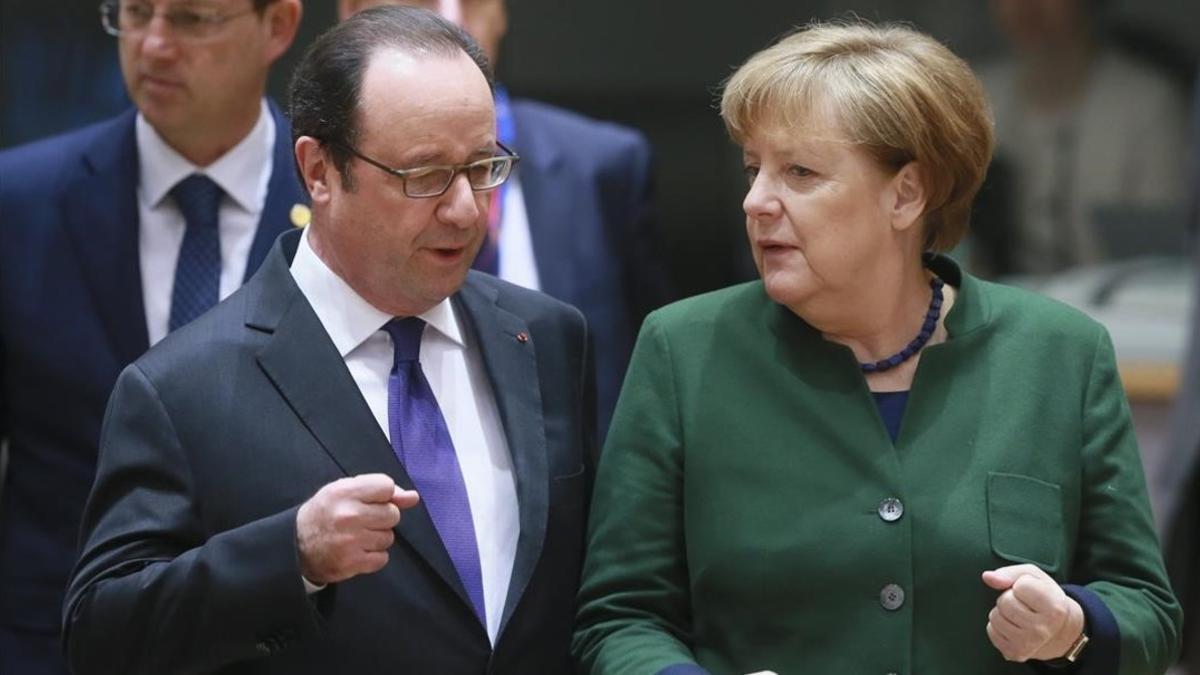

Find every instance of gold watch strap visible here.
[1064,631,1090,663]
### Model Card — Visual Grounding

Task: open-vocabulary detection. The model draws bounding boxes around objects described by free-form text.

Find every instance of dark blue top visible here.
[872,390,910,443]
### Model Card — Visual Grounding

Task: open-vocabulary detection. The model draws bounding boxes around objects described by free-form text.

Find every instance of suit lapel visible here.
[249,233,474,612]
[455,274,549,635]
[243,100,308,283]
[62,110,150,366]
[511,104,575,301]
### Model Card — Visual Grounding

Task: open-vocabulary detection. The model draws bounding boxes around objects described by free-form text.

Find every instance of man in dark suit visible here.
[0,2,303,673]
[63,7,595,673]
[338,0,672,437]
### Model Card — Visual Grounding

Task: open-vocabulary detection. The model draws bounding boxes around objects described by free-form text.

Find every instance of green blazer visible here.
[574,258,1181,675]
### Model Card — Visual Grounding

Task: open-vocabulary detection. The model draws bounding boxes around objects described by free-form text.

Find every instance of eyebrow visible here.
[399,144,500,167]
[167,0,223,10]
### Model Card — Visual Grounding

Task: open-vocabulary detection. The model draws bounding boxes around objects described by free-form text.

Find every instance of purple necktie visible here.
[383,318,486,626]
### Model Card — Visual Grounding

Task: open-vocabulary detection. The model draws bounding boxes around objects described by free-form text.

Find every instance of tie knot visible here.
[384,317,425,363]
[170,174,223,229]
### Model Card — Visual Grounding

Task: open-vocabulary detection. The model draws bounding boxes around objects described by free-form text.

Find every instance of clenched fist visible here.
[296,474,420,585]
[981,564,1085,663]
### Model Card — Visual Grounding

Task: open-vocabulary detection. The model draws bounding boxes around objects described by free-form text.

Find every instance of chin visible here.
[761,270,817,310]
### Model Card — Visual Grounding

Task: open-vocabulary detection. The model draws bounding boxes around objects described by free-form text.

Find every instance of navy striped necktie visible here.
[168,174,223,332]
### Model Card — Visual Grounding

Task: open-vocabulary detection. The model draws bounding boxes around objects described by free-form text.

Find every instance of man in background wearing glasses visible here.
[0,1,301,673]
[63,6,595,673]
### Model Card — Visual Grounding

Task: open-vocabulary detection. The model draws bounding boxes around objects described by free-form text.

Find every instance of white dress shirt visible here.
[289,227,519,645]
[137,98,275,345]
[496,175,541,291]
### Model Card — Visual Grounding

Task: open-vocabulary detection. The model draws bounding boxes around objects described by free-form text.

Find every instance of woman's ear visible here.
[890,161,928,233]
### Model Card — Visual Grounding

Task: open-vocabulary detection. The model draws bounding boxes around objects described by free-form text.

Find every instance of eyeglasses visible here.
[333,141,520,199]
[100,0,258,41]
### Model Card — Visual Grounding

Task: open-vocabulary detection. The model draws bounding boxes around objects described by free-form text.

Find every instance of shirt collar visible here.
[136,98,274,212]
[289,227,464,357]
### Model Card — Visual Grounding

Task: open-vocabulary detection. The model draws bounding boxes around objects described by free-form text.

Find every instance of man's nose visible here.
[139,10,182,59]
[438,172,482,228]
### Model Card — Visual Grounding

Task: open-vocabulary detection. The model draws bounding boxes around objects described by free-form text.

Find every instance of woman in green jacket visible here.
[573,20,1181,675]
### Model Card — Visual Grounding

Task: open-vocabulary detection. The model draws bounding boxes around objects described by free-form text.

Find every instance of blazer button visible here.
[878,498,904,522]
[880,583,905,611]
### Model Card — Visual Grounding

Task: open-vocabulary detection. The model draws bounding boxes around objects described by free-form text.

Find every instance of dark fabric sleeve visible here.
[1029,584,1120,675]
[62,364,327,675]
[612,131,674,327]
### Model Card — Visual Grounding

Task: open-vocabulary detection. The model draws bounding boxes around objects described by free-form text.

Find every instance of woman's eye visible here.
[743,165,759,184]
[786,164,813,178]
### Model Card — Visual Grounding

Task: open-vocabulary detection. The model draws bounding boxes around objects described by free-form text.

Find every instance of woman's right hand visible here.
[981,564,1085,662]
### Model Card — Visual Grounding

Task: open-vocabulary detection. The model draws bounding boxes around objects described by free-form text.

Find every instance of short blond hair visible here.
[720,21,993,252]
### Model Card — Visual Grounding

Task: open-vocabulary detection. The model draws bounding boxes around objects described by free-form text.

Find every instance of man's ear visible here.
[890,161,928,234]
[295,136,334,204]
[263,0,303,65]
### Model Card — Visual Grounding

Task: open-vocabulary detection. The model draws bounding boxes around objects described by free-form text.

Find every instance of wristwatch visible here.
[1044,631,1090,667]
[1062,631,1090,663]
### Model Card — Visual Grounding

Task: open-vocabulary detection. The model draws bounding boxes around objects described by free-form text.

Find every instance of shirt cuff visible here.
[1030,584,1120,675]
[301,575,326,595]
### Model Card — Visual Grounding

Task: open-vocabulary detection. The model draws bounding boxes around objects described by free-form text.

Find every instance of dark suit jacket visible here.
[511,99,672,436]
[0,103,305,641]
[63,230,596,674]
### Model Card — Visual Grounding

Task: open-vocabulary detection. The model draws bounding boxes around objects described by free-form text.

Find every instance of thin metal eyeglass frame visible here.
[331,140,521,198]
[99,0,259,39]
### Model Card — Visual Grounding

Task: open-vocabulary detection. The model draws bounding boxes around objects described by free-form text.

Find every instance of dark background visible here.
[2,0,1196,295]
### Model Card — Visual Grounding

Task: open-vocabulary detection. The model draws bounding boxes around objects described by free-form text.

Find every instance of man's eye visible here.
[170,10,207,27]
[406,166,445,180]
[123,3,154,22]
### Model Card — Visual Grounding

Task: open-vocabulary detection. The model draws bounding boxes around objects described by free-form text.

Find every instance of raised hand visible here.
[981,564,1085,662]
[296,474,420,585]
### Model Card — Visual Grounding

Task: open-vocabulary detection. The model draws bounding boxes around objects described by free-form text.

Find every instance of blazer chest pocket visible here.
[986,472,1063,574]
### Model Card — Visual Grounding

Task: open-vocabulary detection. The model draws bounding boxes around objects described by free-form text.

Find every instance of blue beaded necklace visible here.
[859,276,945,373]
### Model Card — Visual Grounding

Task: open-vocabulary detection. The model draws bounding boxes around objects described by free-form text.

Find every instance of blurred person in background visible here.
[574,20,1181,674]
[340,0,675,438]
[0,1,303,673]
[1158,67,1200,675]
[974,0,1190,276]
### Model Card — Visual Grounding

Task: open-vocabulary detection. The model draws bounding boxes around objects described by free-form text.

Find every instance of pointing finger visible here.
[391,486,420,510]
[344,474,398,503]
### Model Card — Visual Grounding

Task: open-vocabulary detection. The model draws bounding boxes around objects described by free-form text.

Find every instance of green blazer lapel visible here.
[247,232,475,615]
[454,274,549,636]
